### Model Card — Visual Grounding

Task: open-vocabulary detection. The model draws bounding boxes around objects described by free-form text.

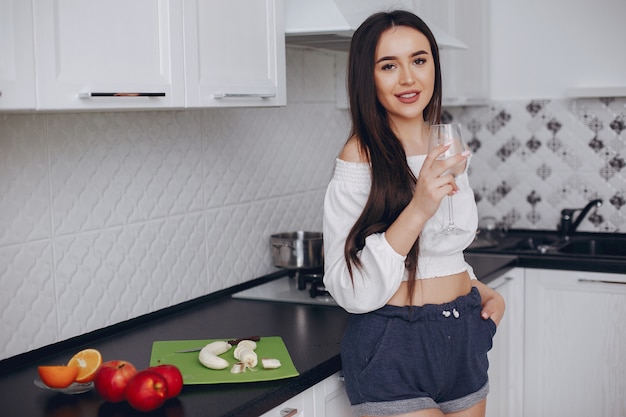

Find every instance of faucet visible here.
[559,199,603,237]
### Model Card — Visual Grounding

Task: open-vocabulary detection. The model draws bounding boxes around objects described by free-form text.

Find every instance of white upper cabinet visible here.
[33,0,185,110]
[184,0,286,107]
[17,0,285,111]
[440,0,490,106]
[415,0,490,106]
[491,0,626,100]
[0,0,36,110]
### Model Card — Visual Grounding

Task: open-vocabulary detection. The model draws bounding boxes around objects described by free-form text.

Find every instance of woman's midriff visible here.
[386,271,473,307]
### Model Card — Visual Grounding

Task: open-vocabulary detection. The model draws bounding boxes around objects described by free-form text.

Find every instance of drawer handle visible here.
[213,92,275,99]
[578,278,626,285]
[78,92,166,98]
[280,408,298,417]
[490,276,513,290]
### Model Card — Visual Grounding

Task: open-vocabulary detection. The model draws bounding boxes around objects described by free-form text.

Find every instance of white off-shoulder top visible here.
[322,155,478,313]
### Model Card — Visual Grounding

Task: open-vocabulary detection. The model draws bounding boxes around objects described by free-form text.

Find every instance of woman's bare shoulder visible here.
[338,136,368,163]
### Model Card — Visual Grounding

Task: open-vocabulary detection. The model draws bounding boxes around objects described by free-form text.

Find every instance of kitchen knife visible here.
[174,336,261,353]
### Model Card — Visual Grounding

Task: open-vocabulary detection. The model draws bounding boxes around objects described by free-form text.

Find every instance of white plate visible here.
[34,378,94,394]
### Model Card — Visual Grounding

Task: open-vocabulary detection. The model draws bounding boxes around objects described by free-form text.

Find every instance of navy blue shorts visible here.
[340,287,496,416]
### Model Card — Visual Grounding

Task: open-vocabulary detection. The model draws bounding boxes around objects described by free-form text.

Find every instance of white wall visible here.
[0,47,350,360]
[490,0,626,99]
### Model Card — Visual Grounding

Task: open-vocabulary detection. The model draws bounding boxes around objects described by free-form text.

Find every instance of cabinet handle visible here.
[490,276,513,290]
[213,92,275,99]
[280,408,298,417]
[578,278,626,285]
[78,92,166,98]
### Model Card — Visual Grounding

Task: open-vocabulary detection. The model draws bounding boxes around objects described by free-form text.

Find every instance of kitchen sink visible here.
[503,236,560,253]
[468,230,626,260]
[558,238,626,257]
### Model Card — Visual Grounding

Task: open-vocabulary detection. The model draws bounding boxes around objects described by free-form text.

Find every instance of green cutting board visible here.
[149,336,299,384]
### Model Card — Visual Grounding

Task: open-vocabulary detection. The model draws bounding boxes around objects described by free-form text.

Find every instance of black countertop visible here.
[1,230,623,417]
[0,271,350,417]
[466,230,626,275]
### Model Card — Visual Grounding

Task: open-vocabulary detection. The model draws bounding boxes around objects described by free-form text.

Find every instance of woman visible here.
[323,10,505,417]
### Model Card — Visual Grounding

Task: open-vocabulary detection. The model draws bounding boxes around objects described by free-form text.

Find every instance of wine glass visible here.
[428,123,471,236]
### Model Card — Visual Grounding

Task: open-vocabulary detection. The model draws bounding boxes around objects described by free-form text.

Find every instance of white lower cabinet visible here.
[524,269,626,417]
[486,268,525,417]
[487,267,626,417]
[313,372,352,417]
[259,384,315,417]
[260,372,351,417]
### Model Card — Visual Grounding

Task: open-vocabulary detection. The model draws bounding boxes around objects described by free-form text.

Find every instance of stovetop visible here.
[232,273,337,306]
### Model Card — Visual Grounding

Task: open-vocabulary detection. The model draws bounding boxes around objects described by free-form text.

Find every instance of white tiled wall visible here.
[1,45,625,360]
[0,47,350,360]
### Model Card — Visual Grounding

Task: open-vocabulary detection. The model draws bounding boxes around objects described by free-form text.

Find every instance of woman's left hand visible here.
[473,281,505,326]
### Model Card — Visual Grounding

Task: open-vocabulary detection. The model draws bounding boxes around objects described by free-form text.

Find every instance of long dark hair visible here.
[344,10,442,287]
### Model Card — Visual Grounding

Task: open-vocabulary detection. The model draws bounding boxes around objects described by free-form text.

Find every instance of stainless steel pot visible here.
[270,231,323,269]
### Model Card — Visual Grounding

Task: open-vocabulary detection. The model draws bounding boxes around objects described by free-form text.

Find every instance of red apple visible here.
[149,364,183,399]
[93,360,138,403]
[124,370,168,412]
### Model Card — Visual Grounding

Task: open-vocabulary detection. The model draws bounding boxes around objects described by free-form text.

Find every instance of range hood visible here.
[285,0,467,51]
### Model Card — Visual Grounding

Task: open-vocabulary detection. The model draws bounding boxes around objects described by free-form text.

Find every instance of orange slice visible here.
[38,365,79,388]
[67,348,102,383]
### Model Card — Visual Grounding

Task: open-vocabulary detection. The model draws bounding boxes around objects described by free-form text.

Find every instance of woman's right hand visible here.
[412,143,469,218]
[380,144,469,257]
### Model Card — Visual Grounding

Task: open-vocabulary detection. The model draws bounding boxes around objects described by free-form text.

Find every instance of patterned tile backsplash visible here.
[450,98,626,232]
[1,46,625,360]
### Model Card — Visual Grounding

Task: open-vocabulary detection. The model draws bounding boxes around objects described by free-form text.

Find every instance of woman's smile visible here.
[396,90,421,104]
